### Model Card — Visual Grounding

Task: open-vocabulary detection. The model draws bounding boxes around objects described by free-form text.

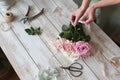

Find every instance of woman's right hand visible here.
[70,7,86,26]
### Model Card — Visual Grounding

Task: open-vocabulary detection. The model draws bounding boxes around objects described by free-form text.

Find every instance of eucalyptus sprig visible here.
[59,23,90,42]
[25,27,41,35]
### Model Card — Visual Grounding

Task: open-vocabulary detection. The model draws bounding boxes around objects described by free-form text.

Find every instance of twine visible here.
[5,12,14,22]
[0,12,14,31]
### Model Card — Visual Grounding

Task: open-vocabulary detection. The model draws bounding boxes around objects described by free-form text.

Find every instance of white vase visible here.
[0,0,16,10]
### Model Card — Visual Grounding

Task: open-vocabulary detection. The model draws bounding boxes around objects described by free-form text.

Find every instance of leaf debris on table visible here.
[25,27,41,35]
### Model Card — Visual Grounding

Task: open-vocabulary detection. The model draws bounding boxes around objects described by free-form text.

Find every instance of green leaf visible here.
[72,32,80,42]
[37,27,41,30]
[76,23,82,28]
[25,27,41,35]
[36,30,41,35]
[84,35,91,42]
[31,27,35,31]
[62,24,69,31]
[76,26,82,31]
[60,31,72,40]
[25,29,33,35]
[59,32,64,37]
[69,26,75,33]
[63,31,72,40]
[35,27,41,35]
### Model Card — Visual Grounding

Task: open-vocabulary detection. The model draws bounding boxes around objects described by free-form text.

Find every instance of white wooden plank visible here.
[0,14,39,80]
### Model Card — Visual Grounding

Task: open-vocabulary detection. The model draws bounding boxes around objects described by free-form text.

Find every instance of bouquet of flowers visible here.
[52,23,91,61]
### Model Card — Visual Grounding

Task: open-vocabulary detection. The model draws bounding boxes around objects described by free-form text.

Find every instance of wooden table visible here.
[0,0,120,80]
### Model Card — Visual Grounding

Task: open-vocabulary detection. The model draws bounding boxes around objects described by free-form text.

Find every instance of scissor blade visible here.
[20,17,26,22]
[29,8,44,21]
[25,6,30,16]
[60,66,69,70]
[20,17,29,24]
[70,66,83,70]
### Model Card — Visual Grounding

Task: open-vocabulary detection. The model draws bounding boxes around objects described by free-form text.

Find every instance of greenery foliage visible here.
[59,23,90,42]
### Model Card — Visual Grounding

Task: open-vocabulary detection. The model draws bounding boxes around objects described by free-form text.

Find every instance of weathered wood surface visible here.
[0,0,120,80]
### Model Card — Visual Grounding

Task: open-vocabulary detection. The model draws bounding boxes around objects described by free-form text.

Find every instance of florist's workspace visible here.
[0,0,120,80]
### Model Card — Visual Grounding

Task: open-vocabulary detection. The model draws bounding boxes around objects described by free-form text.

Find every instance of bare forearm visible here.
[81,0,91,9]
[91,0,120,9]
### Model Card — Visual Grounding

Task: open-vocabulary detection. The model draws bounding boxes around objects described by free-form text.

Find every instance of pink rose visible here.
[52,39,63,50]
[74,41,91,58]
[63,40,75,53]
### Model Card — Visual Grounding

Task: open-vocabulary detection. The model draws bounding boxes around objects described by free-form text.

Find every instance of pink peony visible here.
[63,40,75,53]
[74,41,91,58]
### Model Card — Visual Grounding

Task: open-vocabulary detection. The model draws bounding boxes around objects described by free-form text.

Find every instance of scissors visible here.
[60,62,83,77]
[20,6,44,24]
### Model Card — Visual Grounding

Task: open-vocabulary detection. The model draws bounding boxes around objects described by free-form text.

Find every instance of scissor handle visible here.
[60,62,83,71]
[61,65,83,77]
[70,70,83,77]
[71,62,83,69]
[69,66,82,72]
[60,62,83,77]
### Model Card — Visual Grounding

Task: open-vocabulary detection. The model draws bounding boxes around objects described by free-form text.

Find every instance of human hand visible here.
[79,6,96,24]
[70,7,86,26]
